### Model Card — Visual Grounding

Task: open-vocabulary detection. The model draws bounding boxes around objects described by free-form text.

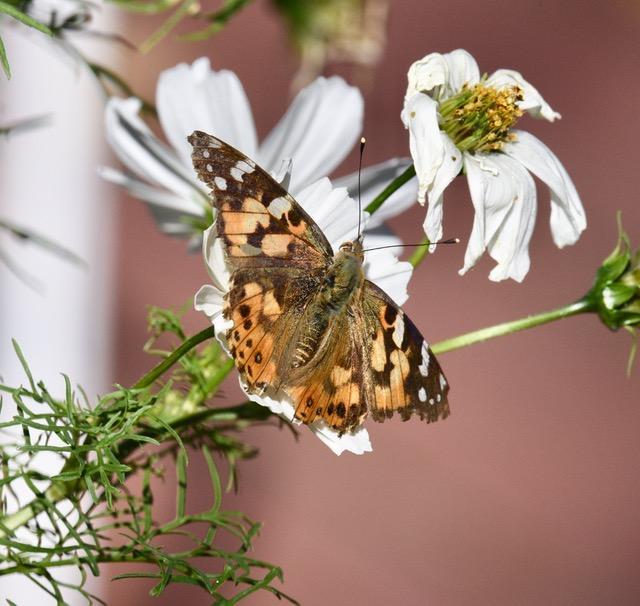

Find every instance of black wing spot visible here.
[384,305,398,326]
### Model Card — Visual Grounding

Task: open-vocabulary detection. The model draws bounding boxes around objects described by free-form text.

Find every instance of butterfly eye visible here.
[324,274,335,288]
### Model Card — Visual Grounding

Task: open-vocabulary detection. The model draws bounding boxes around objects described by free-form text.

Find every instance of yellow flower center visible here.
[439,81,524,153]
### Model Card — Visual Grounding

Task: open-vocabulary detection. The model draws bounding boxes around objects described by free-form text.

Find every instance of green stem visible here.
[365,165,416,215]
[408,236,431,267]
[133,326,216,389]
[139,0,198,53]
[432,299,594,354]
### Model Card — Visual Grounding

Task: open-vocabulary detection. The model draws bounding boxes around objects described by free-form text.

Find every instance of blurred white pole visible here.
[0,18,117,604]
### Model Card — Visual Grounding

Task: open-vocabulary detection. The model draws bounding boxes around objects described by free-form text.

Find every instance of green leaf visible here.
[0,35,10,79]
[176,448,187,519]
[202,446,222,514]
[12,340,37,394]
[0,1,53,36]
[0,218,85,265]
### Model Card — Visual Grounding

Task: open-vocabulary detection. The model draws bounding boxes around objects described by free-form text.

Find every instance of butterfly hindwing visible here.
[284,312,368,434]
[362,281,450,424]
[223,265,324,394]
[189,131,333,270]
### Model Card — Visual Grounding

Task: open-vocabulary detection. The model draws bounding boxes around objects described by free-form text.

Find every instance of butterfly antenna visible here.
[356,137,365,243]
[362,238,460,253]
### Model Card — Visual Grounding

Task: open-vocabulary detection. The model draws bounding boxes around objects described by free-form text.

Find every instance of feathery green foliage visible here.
[0,308,297,604]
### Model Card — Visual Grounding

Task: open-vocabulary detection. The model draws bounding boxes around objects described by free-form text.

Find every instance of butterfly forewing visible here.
[189,131,333,269]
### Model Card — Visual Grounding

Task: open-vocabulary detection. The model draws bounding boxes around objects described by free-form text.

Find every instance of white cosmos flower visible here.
[101,57,417,238]
[402,49,586,282]
[194,177,413,456]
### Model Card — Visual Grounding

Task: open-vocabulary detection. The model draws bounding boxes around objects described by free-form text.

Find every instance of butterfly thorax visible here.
[290,244,364,370]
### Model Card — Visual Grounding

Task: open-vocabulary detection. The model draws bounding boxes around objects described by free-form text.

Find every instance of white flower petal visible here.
[105,97,205,203]
[443,49,481,94]
[334,158,417,228]
[406,49,480,103]
[202,223,230,293]
[99,166,202,215]
[248,390,296,418]
[423,132,463,248]
[194,284,225,321]
[406,52,448,100]
[402,93,445,204]
[503,130,586,248]
[461,153,537,281]
[310,423,372,456]
[294,178,365,250]
[194,284,233,350]
[364,255,413,307]
[258,77,363,192]
[157,58,258,168]
[486,69,561,122]
[271,157,293,191]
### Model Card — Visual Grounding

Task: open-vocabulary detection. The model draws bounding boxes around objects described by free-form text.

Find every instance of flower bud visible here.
[587,216,640,332]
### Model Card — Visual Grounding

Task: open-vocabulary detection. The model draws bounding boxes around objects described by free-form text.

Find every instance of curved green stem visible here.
[133,326,216,389]
[365,165,416,215]
[432,299,594,354]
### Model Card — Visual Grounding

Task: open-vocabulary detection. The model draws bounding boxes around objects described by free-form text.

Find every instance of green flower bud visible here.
[587,216,640,331]
[584,215,639,373]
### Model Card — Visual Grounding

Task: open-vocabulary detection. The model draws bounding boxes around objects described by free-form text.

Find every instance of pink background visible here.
[107,1,640,604]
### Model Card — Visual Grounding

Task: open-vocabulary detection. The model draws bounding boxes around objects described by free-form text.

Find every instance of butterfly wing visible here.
[189,131,331,393]
[361,280,450,424]
[189,130,333,269]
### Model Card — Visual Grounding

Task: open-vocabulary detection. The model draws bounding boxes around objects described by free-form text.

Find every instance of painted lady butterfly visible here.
[189,130,450,436]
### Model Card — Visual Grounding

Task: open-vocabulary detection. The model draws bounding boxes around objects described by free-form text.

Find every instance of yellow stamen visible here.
[439,81,524,153]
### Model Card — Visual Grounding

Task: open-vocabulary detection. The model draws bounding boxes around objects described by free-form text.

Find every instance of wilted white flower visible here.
[102,57,416,240]
[402,49,586,282]
[194,178,413,455]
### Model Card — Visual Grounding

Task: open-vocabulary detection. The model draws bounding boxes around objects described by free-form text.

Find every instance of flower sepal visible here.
[586,216,640,332]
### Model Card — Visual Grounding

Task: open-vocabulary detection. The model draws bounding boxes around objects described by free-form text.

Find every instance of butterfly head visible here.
[339,239,364,263]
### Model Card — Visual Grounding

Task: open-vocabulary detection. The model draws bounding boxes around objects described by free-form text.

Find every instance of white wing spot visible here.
[436,394,442,403]
[418,387,427,402]
[268,196,291,218]
[206,163,213,172]
[202,150,210,158]
[230,167,243,182]
[429,398,435,405]
[214,176,227,190]
[392,313,405,348]
[418,343,430,377]
[208,139,222,149]
[439,374,447,390]
[235,159,255,173]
